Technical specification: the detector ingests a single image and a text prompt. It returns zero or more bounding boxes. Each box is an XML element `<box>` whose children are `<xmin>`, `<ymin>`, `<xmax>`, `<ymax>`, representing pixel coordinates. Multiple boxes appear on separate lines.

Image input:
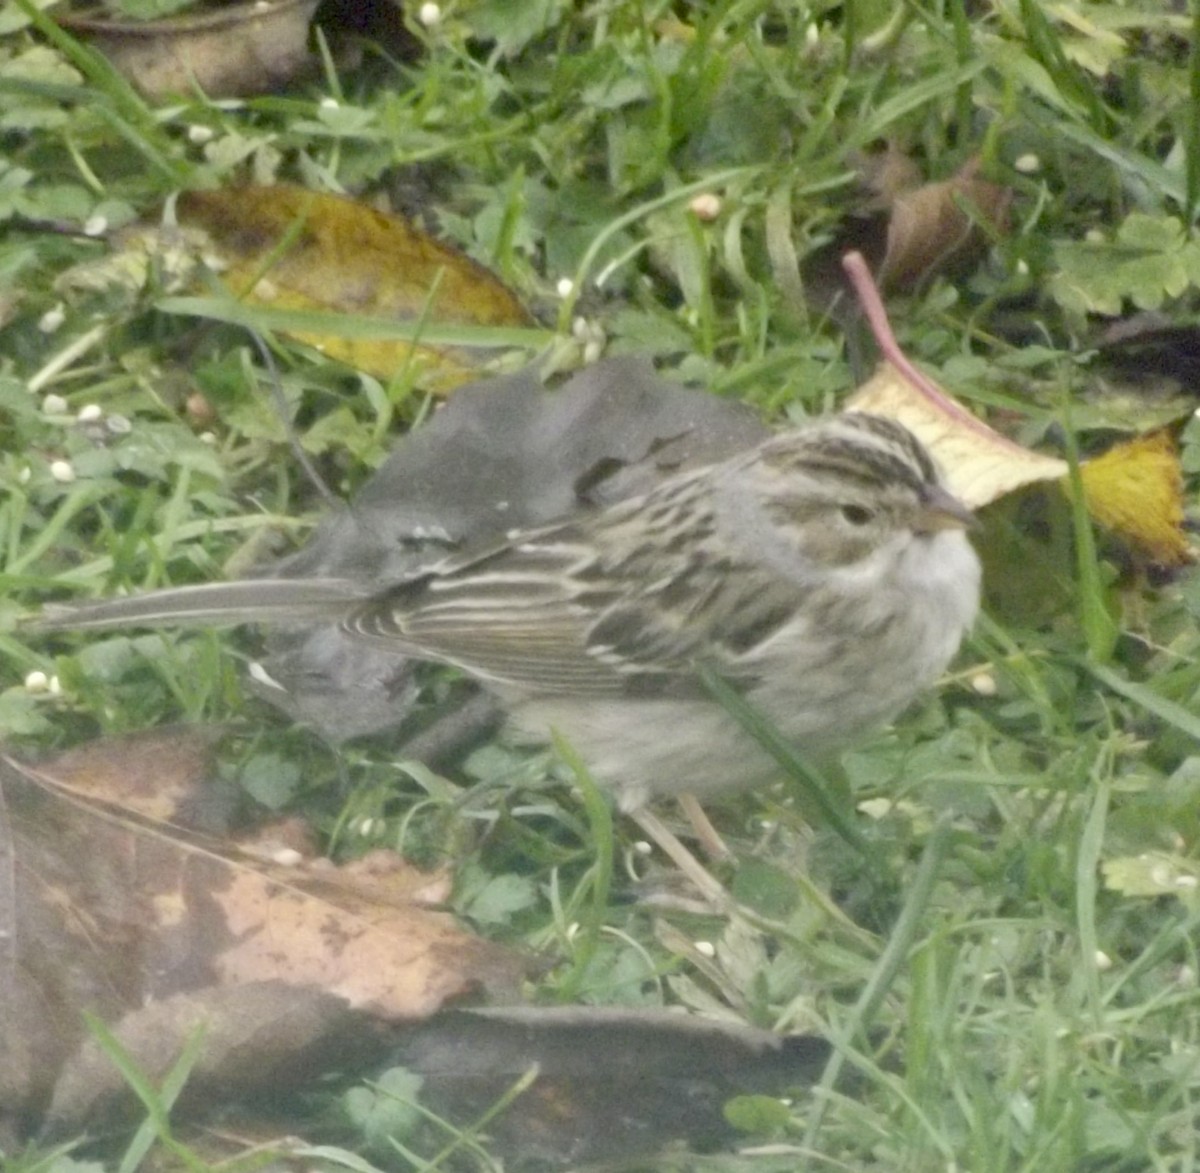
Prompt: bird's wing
<box><xmin>344</xmin><ymin>526</ymin><xmax>630</xmax><ymax>693</ymax></box>
<box><xmin>344</xmin><ymin>496</ymin><xmax>796</xmax><ymax>698</ymax></box>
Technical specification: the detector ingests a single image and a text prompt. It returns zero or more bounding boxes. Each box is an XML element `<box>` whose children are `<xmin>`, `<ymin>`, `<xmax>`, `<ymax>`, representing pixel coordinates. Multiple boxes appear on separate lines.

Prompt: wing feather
<box><xmin>344</xmin><ymin>524</ymin><xmax>627</xmax><ymax>693</ymax></box>
<box><xmin>341</xmin><ymin>465</ymin><xmax>798</xmax><ymax>696</ymax></box>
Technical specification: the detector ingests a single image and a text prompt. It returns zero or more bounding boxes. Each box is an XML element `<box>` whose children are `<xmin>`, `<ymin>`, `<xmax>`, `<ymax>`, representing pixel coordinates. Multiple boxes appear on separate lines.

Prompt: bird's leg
<box><xmin>676</xmin><ymin>792</ymin><xmax>731</xmax><ymax>860</ymax></box>
<box><xmin>629</xmin><ymin>807</ymin><xmax>730</xmax><ymax>908</ymax></box>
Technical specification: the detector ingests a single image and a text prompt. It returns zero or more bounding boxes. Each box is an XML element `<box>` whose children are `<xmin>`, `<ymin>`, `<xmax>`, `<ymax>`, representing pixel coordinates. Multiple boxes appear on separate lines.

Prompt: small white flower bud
<box><xmin>1014</xmin><ymin>153</ymin><xmax>1041</xmax><ymax>174</ymax></box>
<box><xmin>24</xmin><ymin>671</ymin><xmax>49</xmax><ymax>693</ymax></box>
<box><xmin>76</xmin><ymin>403</ymin><xmax>103</xmax><ymax>422</ymax></box>
<box><xmin>42</xmin><ymin>394</ymin><xmax>68</xmax><ymax>415</ymax></box>
<box><xmin>688</xmin><ymin>193</ymin><xmax>722</xmax><ymax>221</ymax></box>
<box><xmin>970</xmin><ymin>671</ymin><xmax>997</xmax><ymax>697</ymax></box>
<box><xmin>39</xmin><ymin>306</ymin><xmax>66</xmax><ymax>334</ymax></box>
<box><xmin>418</xmin><ymin>1</ymin><xmax>441</xmax><ymax>26</ymax></box>
<box><xmin>49</xmin><ymin>459</ymin><xmax>76</xmax><ymax>483</ymax></box>
<box><xmin>555</xmin><ymin>277</ymin><xmax>574</xmax><ymax>299</ymax></box>
<box><xmin>83</xmin><ymin>215</ymin><xmax>108</xmax><ymax>237</ymax></box>
<box><xmin>694</xmin><ymin>940</ymin><xmax>716</xmax><ymax>958</ymax></box>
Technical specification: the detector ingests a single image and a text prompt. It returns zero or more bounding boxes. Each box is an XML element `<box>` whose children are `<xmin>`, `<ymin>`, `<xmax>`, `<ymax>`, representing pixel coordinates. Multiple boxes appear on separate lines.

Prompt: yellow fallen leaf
<box><xmin>851</xmin><ymin>362</ymin><xmax>1192</xmax><ymax>567</ymax></box>
<box><xmin>174</xmin><ymin>186</ymin><xmax>536</xmax><ymax>391</ymax></box>
<box><xmin>1077</xmin><ymin>430</ymin><xmax>1192</xmax><ymax>566</ymax></box>
<box><xmin>841</xmin><ymin>253</ymin><xmax>1192</xmax><ymax>569</ymax></box>
<box><xmin>846</xmin><ymin>360</ymin><xmax>1069</xmax><ymax>509</ymax></box>
<box><xmin>840</xmin><ymin>252</ymin><xmax>1070</xmax><ymax>509</ymax></box>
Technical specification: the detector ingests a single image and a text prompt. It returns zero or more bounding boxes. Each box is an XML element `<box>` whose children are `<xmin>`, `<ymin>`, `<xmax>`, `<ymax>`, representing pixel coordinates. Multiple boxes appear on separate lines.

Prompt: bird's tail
<box><xmin>32</xmin><ymin>578</ymin><xmax>372</xmax><ymax>633</ymax></box>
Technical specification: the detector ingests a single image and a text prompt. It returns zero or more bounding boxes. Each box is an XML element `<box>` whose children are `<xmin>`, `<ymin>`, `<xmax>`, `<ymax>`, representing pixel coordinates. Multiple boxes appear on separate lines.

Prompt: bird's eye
<box><xmin>840</xmin><ymin>504</ymin><xmax>874</xmax><ymax>526</ymax></box>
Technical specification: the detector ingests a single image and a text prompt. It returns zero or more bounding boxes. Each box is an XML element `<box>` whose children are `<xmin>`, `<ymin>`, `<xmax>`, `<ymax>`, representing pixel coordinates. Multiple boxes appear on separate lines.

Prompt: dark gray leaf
<box><xmin>386</xmin><ymin>1005</ymin><xmax>829</xmax><ymax>1168</ymax></box>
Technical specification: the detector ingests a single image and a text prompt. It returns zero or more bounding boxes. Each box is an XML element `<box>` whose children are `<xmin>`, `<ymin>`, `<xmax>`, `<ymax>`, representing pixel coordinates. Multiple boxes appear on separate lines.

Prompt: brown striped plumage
<box><xmin>35</xmin><ymin>413</ymin><xmax>980</xmax><ymax>808</ymax></box>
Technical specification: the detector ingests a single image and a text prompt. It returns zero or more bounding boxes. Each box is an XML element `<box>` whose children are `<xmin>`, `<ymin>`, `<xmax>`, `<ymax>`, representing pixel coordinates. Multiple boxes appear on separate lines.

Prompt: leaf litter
<box><xmin>0</xmin><ymin>726</ymin><xmax>525</xmax><ymax>1136</ymax></box>
<box><xmin>56</xmin><ymin>184</ymin><xmax>539</xmax><ymax>392</ymax></box>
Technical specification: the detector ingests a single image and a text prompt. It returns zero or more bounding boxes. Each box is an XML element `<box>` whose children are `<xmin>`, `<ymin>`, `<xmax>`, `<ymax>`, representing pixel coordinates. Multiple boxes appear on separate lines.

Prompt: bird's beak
<box><xmin>914</xmin><ymin>483</ymin><xmax>976</xmax><ymax>533</ymax></box>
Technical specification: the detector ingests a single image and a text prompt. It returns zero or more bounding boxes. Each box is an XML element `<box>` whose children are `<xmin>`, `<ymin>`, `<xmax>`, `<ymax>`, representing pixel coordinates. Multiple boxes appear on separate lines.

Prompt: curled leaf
<box><xmin>58</xmin><ymin>0</ymin><xmax>321</xmax><ymax>99</ymax></box>
<box><xmin>880</xmin><ymin>159</ymin><xmax>1011</xmax><ymax>291</ymax></box>
<box><xmin>847</xmin><ymin>360</ymin><xmax>1069</xmax><ymax>508</ymax></box>
<box><xmin>803</xmin><ymin>151</ymin><xmax>1011</xmax><ymax>314</ymax></box>
<box><xmin>842</xmin><ymin>252</ymin><xmax>1193</xmax><ymax>570</ymax></box>
<box><xmin>841</xmin><ymin>252</ymin><xmax>1068</xmax><ymax>508</ymax></box>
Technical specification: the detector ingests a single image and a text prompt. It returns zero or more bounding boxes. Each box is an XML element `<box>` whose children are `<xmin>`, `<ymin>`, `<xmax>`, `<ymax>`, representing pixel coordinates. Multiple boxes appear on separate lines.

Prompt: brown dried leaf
<box><xmin>803</xmin><ymin>152</ymin><xmax>1011</xmax><ymax>316</ymax></box>
<box><xmin>175</xmin><ymin>185</ymin><xmax>536</xmax><ymax>391</ymax></box>
<box><xmin>0</xmin><ymin>735</ymin><xmax>523</xmax><ymax>1136</ymax></box>
<box><xmin>58</xmin><ymin>0</ymin><xmax>321</xmax><ymax>100</ymax></box>
<box><xmin>207</xmin><ymin>853</ymin><xmax>501</xmax><ymax>1019</ymax></box>
<box><xmin>879</xmin><ymin>158</ymin><xmax>1012</xmax><ymax>291</ymax></box>
<box><xmin>855</xmin><ymin>142</ymin><xmax>925</xmax><ymax>207</ymax></box>
<box><xmin>35</xmin><ymin>724</ymin><xmax>227</xmax><ymax>828</ymax></box>
<box><xmin>0</xmin><ymin>776</ymin><xmax>26</xmax><ymax>1143</ymax></box>
<box><xmin>0</xmin><ymin>753</ymin><xmax>151</xmax><ymax>1128</ymax></box>
<box><xmin>44</xmin><ymin>981</ymin><xmax>390</xmax><ymax>1135</ymax></box>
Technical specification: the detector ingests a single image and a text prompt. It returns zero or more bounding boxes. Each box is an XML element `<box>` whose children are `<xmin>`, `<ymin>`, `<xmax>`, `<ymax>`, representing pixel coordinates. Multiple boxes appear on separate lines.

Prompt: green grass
<box><xmin>4</xmin><ymin>0</ymin><xmax>1200</xmax><ymax>1169</ymax></box>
